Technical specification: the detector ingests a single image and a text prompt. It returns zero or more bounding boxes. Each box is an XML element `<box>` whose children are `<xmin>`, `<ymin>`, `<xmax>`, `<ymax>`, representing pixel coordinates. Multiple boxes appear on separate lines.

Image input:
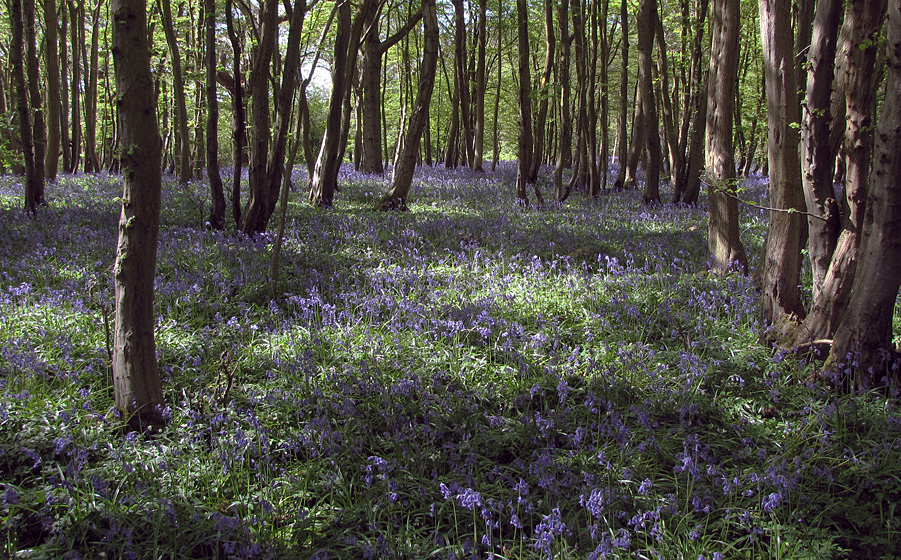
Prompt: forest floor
<box><xmin>1</xmin><ymin>163</ymin><xmax>900</xmax><ymax>560</ymax></box>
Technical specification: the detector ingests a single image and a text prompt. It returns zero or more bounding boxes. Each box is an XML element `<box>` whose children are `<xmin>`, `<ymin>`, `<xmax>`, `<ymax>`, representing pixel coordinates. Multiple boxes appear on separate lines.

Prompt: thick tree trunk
<box><xmin>111</xmin><ymin>0</ymin><xmax>165</xmax><ymax>429</ymax></box>
<box><xmin>376</xmin><ymin>0</ymin><xmax>438</xmax><ymax>210</ymax></box>
<box><xmin>205</xmin><ymin>0</ymin><xmax>225</xmax><ymax>229</ymax></box>
<box><xmin>637</xmin><ymin>0</ymin><xmax>661</xmax><ymax>204</ymax></box>
<box><xmin>515</xmin><ymin>0</ymin><xmax>532</xmax><ymax>205</ymax></box>
<box><xmin>794</xmin><ymin>0</ymin><xmax>886</xmax><ymax>344</ymax></box>
<box><xmin>45</xmin><ymin>0</ymin><xmax>62</xmax><ymax>182</ymax></box>
<box><xmin>706</xmin><ymin>0</ymin><xmax>747</xmax><ymax>273</ymax></box>
<box><xmin>160</xmin><ymin>0</ymin><xmax>192</xmax><ymax>184</ymax></box>
<box><xmin>757</xmin><ymin>0</ymin><xmax>807</xmax><ymax>340</ymax></box>
<box><xmin>826</xmin><ymin>0</ymin><xmax>900</xmax><ymax>387</ymax></box>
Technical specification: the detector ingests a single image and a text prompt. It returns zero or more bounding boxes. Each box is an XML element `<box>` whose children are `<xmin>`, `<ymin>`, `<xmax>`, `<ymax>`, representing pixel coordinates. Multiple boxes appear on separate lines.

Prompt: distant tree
<box><xmin>553</xmin><ymin>0</ymin><xmax>573</xmax><ymax>202</ymax></box>
<box><xmin>472</xmin><ymin>0</ymin><xmax>488</xmax><ymax>172</ymax></box>
<box><xmin>705</xmin><ymin>0</ymin><xmax>747</xmax><ymax>273</ymax></box>
<box><xmin>110</xmin><ymin>0</ymin><xmax>165</xmax><ymax>428</ymax></box>
<box><xmin>23</xmin><ymin>0</ymin><xmax>45</xmax><ymax>205</ymax></box>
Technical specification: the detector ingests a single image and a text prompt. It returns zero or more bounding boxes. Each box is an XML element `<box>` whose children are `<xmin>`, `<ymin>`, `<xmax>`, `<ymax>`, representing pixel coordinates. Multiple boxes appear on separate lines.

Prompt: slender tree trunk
<box><xmin>472</xmin><ymin>0</ymin><xmax>488</xmax><ymax>171</ymax></box>
<box><xmin>68</xmin><ymin>0</ymin><xmax>83</xmax><ymax>173</ymax></box>
<box><xmin>160</xmin><ymin>0</ymin><xmax>192</xmax><ymax>183</ymax></box>
<box><xmin>83</xmin><ymin>0</ymin><xmax>103</xmax><ymax>173</ymax></box>
<box><xmin>757</xmin><ymin>0</ymin><xmax>807</xmax><ymax>340</ymax></box>
<box><xmin>45</xmin><ymin>0</ymin><xmax>62</xmax><ymax>182</ymax></box>
<box><xmin>656</xmin><ymin>13</ymin><xmax>679</xmax><ymax>196</ymax></box>
<box><xmin>741</xmin><ymin>74</ymin><xmax>765</xmax><ymax>177</ymax></box>
<box><xmin>825</xmin><ymin>0</ymin><xmax>900</xmax><ymax>387</ymax></box>
<box><xmin>637</xmin><ymin>0</ymin><xmax>661</xmax><ymax>204</ymax></box>
<box><xmin>614</xmin><ymin>0</ymin><xmax>629</xmax><ymax>189</ymax></box>
<box><xmin>377</xmin><ymin>0</ymin><xmax>439</xmax><ymax>210</ymax></box>
<box><xmin>491</xmin><ymin>0</ymin><xmax>502</xmax><ymax>171</ymax></box>
<box><xmin>24</xmin><ymin>0</ymin><xmax>45</xmax><ymax>205</ymax></box>
<box><xmin>452</xmin><ymin>0</ymin><xmax>475</xmax><ymax>168</ymax></box>
<box><xmin>225</xmin><ymin>0</ymin><xmax>244</xmax><ymax>227</ymax></box>
<box><xmin>11</xmin><ymin>0</ymin><xmax>38</xmax><ymax>214</ymax></box>
<box><xmin>681</xmin><ymin>77</ymin><xmax>707</xmax><ymax>205</ymax></box>
<box><xmin>706</xmin><ymin>0</ymin><xmax>747</xmax><ymax>273</ymax></box>
<box><xmin>554</xmin><ymin>0</ymin><xmax>573</xmax><ymax>201</ymax></box>
<box><xmin>529</xmin><ymin>0</ymin><xmax>555</xmax><ymax>184</ymax></box>
<box><xmin>205</xmin><ymin>0</ymin><xmax>225</xmax><ymax>229</ymax></box>
<box><xmin>515</xmin><ymin>0</ymin><xmax>532</xmax><ymax>205</ymax></box>
<box><xmin>59</xmin><ymin>4</ymin><xmax>72</xmax><ymax>173</ymax></box>
<box><xmin>111</xmin><ymin>0</ymin><xmax>165</xmax><ymax>429</ymax></box>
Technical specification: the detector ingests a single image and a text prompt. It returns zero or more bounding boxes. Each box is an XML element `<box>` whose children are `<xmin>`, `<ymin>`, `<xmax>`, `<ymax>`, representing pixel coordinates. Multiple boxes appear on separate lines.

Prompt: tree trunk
<box><xmin>376</xmin><ymin>0</ymin><xmax>438</xmax><ymax>210</ymax></box>
<box><xmin>11</xmin><ymin>0</ymin><xmax>39</xmax><ymax>214</ymax></box>
<box><xmin>83</xmin><ymin>0</ymin><xmax>103</xmax><ymax>173</ymax></box>
<box><xmin>797</xmin><ymin>0</ymin><xmax>842</xmax><ymax>305</ymax></box>
<box><xmin>638</xmin><ymin>0</ymin><xmax>661</xmax><ymax>204</ymax></box>
<box><xmin>706</xmin><ymin>0</ymin><xmax>747</xmax><ymax>273</ymax></box>
<box><xmin>59</xmin><ymin>4</ymin><xmax>72</xmax><ymax>173</ymax></box>
<box><xmin>554</xmin><ymin>0</ymin><xmax>573</xmax><ymax>202</ymax></box>
<box><xmin>111</xmin><ymin>0</ymin><xmax>165</xmax><ymax>429</ymax></box>
<box><xmin>472</xmin><ymin>0</ymin><xmax>488</xmax><ymax>171</ymax></box>
<box><xmin>309</xmin><ymin>0</ymin><xmax>369</xmax><ymax>206</ymax></box>
<box><xmin>529</xmin><ymin>0</ymin><xmax>555</xmax><ymax>184</ymax></box>
<box><xmin>794</xmin><ymin>0</ymin><xmax>886</xmax><ymax>344</ymax></box>
<box><xmin>452</xmin><ymin>0</ymin><xmax>475</xmax><ymax>168</ymax></box>
<box><xmin>238</xmin><ymin>0</ymin><xmax>278</xmax><ymax>231</ymax></box>
<box><xmin>45</xmin><ymin>0</ymin><xmax>62</xmax><ymax>182</ymax></box>
<box><xmin>614</xmin><ymin>0</ymin><xmax>629</xmax><ymax>189</ymax></box>
<box><xmin>205</xmin><ymin>0</ymin><xmax>226</xmax><ymax>229</ymax></box>
<box><xmin>24</xmin><ymin>0</ymin><xmax>45</xmax><ymax>204</ymax></box>
<box><xmin>825</xmin><ymin>0</ymin><xmax>900</xmax><ymax>387</ymax></box>
<box><xmin>68</xmin><ymin>1</ymin><xmax>83</xmax><ymax>173</ymax></box>
<box><xmin>757</xmin><ymin>0</ymin><xmax>807</xmax><ymax>340</ymax></box>
<box><xmin>160</xmin><ymin>0</ymin><xmax>192</xmax><ymax>184</ymax></box>
<box><xmin>672</xmin><ymin>0</ymin><xmax>708</xmax><ymax>203</ymax></box>
<box><xmin>515</xmin><ymin>0</ymin><xmax>532</xmax><ymax>205</ymax></box>
<box><xmin>225</xmin><ymin>0</ymin><xmax>244</xmax><ymax>227</ymax></box>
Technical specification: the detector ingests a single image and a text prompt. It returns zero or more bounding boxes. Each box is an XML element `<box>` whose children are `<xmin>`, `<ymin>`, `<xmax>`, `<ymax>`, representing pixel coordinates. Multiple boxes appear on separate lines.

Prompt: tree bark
<box><xmin>553</xmin><ymin>0</ymin><xmax>573</xmax><ymax>202</ymax></box>
<box><xmin>68</xmin><ymin>1</ymin><xmax>83</xmax><ymax>173</ymax></box>
<box><xmin>111</xmin><ymin>0</ymin><xmax>165</xmax><ymax>429</ymax></box>
<box><xmin>672</xmin><ymin>0</ymin><xmax>708</xmax><ymax>203</ymax></box>
<box><xmin>529</xmin><ymin>0</ymin><xmax>555</xmax><ymax>184</ymax></box>
<box><xmin>706</xmin><ymin>0</ymin><xmax>747</xmax><ymax>273</ymax></box>
<box><xmin>83</xmin><ymin>0</ymin><xmax>103</xmax><ymax>173</ymax></box>
<box><xmin>794</xmin><ymin>0</ymin><xmax>886</xmax><ymax>344</ymax></box>
<box><xmin>376</xmin><ymin>0</ymin><xmax>439</xmax><ymax>210</ymax></box>
<box><xmin>757</xmin><ymin>0</ymin><xmax>807</xmax><ymax>339</ymax></box>
<box><xmin>59</xmin><ymin>3</ymin><xmax>72</xmax><ymax>173</ymax></box>
<box><xmin>452</xmin><ymin>0</ymin><xmax>475</xmax><ymax>168</ymax></box>
<box><xmin>825</xmin><ymin>0</ymin><xmax>900</xmax><ymax>387</ymax></box>
<box><xmin>614</xmin><ymin>0</ymin><xmax>629</xmax><ymax>190</ymax></box>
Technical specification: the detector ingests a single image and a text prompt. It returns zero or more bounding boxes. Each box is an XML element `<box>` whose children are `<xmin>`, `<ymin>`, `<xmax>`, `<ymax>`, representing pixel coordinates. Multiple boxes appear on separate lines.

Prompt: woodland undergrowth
<box><xmin>1</xmin><ymin>163</ymin><xmax>900</xmax><ymax>559</ymax></box>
